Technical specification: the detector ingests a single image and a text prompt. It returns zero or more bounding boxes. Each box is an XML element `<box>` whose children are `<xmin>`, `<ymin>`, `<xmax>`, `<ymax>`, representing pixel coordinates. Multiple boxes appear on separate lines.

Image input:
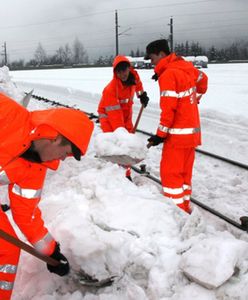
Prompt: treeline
<box><xmin>173</xmin><ymin>40</ymin><xmax>248</xmax><ymax>62</ymax></box>
<box><xmin>8</xmin><ymin>38</ymin><xmax>90</xmax><ymax>69</ymax></box>
<box><xmin>129</xmin><ymin>40</ymin><xmax>248</xmax><ymax>62</ymax></box>
<box><xmin>4</xmin><ymin>38</ymin><xmax>248</xmax><ymax>70</ymax></box>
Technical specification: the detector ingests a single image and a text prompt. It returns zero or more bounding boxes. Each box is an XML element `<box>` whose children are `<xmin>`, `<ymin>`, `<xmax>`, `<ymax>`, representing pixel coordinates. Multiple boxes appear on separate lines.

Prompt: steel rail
<box><xmin>29</xmin><ymin>92</ymin><xmax>248</xmax><ymax>231</ymax></box>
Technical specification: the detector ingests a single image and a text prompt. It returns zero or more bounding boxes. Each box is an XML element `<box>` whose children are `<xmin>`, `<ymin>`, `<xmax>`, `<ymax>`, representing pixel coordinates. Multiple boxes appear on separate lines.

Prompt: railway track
<box><xmin>29</xmin><ymin>93</ymin><xmax>248</xmax><ymax>232</ymax></box>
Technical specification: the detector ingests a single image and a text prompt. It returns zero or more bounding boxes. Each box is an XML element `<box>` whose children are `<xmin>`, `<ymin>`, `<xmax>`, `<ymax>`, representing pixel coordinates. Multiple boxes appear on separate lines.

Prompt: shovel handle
<box><xmin>0</xmin><ymin>229</ymin><xmax>60</xmax><ymax>266</ymax></box>
<box><xmin>146</xmin><ymin>141</ymin><xmax>153</xmax><ymax>148</ymax></box>
<box><xmin>133</xmin><ymin>104</ymin><xmax>144</xmax><ymax>133</ymax></box>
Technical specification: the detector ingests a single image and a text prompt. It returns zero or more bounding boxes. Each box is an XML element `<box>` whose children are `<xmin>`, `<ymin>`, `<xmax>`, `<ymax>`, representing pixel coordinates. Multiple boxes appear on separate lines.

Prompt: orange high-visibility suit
<box><xmin>154</xmin><ymin>53</ymin><xmax>208</xmax><ymax>213</ymax></box>
<box><xmin>0</xmin><ymin>93</ymin><xmax>94</xmax><ymax>299</ymax></box>
<box><xmin>98</xmin><ymin>55</ymin><xmax>144</xmax><ymax>133</ymax></box>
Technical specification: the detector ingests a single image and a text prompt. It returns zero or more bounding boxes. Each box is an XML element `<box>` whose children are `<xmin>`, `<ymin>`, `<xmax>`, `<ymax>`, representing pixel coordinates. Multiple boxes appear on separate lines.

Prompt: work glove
<box><xmin>138</xmin><ymin>92</ymin><xmax>149</xmax><ymax>108</ymax></box>
<box><xmin>1</xmin><ymin>204</ymin><xmax>10</xmax><ymax>212</ymax></box>
<box><xmin>147</xmin><ymin>135</ymin><xmax>164</xmax><ymax>147</ymax></box>
<box><xmin>151</xmin><ymin>73</ymin><xmax>158</xmax><ymax>81</ymax></box>
<box><xmin>46</xmin><ymin>242</ymin><xmax>70</xmax><ymax>276</ymax></box>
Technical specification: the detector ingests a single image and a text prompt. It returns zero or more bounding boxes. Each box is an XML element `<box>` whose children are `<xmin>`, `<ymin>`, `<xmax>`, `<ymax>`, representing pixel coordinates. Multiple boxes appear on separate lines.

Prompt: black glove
<box><xmin>151</xmin><ymin>73</ymin><xmax>158</xmax><ymax>81</ymax></box>
<box><xmin>147</xmin><ymin>135</ymin><xmax>164</xmax><ymax>147</ymax></box>
<box><xmin>1</xmin><ymin>204</ymin><xmax>10</xmax><ymax>212</ymax></box>
<box><xmin>46</xmin><ymin>243</ymin><xmax>70</xmax><ymax>276</ymax></box>
<box><xmin>139</xmin><ymin>92</ymin><xmax>149</xmax><ymax>108</ymax></box>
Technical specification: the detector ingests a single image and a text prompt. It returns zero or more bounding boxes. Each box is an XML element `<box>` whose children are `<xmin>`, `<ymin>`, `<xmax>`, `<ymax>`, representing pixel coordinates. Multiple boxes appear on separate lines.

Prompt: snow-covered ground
<box><xmin>0</xmin><ymin>64</ymin><xmax>247</xmax><ymax>299</ymax></box>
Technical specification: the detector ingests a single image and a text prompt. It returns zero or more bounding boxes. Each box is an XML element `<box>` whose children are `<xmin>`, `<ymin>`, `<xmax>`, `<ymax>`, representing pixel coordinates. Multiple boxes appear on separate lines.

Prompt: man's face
<box><xmin>35</xmin><ymin>136</ymin><xmax>73</xmax><ymax>162</ymax></box>
<box><xmin>149</xmin><ymin>52</ymin><xmax>165</xmax><ymax>66</ymax></box>
<box><xmin>116</xmin><ymin>67</ymin><xmax>130</xmax><ymax>82</ymax></box>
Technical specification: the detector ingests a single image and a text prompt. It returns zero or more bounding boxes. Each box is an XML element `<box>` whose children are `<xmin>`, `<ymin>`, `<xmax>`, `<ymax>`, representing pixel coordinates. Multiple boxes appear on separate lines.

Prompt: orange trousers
<box><xmin>160</xmin><ymin>143</ymin><xmax>195</xmax><ymax>213</ymax></box>
<box><xmin>0</xmin><ymin>208</ymin><xmax>20</xmax><ymax>300</ymax></box>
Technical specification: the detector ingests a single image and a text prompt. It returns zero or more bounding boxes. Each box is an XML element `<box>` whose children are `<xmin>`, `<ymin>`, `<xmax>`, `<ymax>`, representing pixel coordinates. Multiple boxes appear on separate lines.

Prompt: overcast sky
<box><xmin>0</xmin><ymin>0</ymin><xmax>248</xmax><ymax>62</ymax></box>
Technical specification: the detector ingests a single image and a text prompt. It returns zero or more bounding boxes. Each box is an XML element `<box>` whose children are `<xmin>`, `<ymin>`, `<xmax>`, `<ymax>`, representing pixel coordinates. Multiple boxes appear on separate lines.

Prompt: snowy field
<box><xmin>0</xmin><ymin>64</ymin><xmax>247</xmax><ymax>299</ymax></box>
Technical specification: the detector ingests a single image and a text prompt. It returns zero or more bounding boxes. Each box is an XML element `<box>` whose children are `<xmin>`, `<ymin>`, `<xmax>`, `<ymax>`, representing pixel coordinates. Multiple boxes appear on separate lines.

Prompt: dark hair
<box><xmin>20</xmin><ymin>142</ymin><xmax>42</xmax><ymax>163</ymax></box>
<box><xmin>60</xmin><ymin>136</ymin><xmax>81</xmax><ymax>161</ymax></box>
<box><xmin>144</xmin><ymin>39</ymin><xmax>171</xmax><ymax>59</ymax></box>
<box><xmin>122</xmin><ymin>72</ymin><xmax>136</xmax><ymax>86</ymax></box>
<box><xmin>114</xmin><ymin>61</ymin><xmax>130</xmax><ymax>72</ymax></box>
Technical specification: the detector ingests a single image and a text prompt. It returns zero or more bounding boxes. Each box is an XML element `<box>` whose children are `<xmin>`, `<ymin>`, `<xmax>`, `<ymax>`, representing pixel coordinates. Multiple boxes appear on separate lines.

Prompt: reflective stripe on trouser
<box><xmin>160</xmin><ymin>144</ymin><xmax>195</xmax><ymax>213</ymax></box>
<box><xmin>0</xmin><ymin>209</ymin><xmax>20</xmax><ymax>300</ymax></box>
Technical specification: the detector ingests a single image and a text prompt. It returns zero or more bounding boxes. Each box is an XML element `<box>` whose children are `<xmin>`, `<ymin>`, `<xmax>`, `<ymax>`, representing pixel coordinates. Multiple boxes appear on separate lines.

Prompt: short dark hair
<box><xmin>144</xmin><ymin>39</ymin><xmax>171</xmax><ymax>59</ymax></box>
<box><xmin>114</xmin><ymin>61</ymin><xmax>130</xmax><ymax>72</ymax></box>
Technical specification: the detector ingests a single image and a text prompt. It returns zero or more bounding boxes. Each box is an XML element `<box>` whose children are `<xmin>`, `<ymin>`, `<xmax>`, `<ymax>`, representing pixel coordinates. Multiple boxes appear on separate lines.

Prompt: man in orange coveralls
<box><xmin>98</xmin><ymin>55</ymin><xmax>149</xmax><ymax>179</ymax></box>
<box><xmin>145</xmin><ymin>39</ymin><xmax>208</xmax><ymax>213</ymax></box>
<box><xmin>0</xmin><ymin>93</ymin><xmax>94</xmax><ymax>299</ymax></box>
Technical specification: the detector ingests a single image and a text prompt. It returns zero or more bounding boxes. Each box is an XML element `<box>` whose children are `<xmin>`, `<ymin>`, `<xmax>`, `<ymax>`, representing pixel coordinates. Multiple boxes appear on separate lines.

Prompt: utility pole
<box><xmin>115</xmin><ymin>10</ymin><xmax>119</xmax><ymax>56</ymax></box>
<box><xmin>2</xmin><ymin>42</ymin><xmax>8</xmax><ymax>65</ymax></box>
<box><xmin>168</xmin><ymin>17</ymin><xmax>173</xmax><ymax>52</ymax></box>
<box><xmin>115</xmin><ymin>10</ymin><xmax>131</xmax><ymax>56</ymax></box>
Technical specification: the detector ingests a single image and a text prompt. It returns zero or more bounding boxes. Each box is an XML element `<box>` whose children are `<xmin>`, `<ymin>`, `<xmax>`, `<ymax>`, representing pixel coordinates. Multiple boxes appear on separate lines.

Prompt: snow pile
<box><xmin>0</xmin><ymin>65</ymin><xmax>24</xmax><ymax>102</ymax></box>
<box><xmin>180</xmin><ymin>237</ymin><xmax>248</xmax><ymax>289</ymax></box>
<box><xmin>94</xmin><ymin>127</ymin><xmax>148</xmax><ymax>160</ymax></box>
<box><xmin>1</xmin><ymin>66</ymin><xmax>247</xmax><ymax>299</ymax></box>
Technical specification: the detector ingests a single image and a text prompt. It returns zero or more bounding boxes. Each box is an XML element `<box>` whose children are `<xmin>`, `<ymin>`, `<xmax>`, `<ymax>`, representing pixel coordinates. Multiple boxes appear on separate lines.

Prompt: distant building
<box><xmin>126</xmin><ymin>56</ymin><xmax>152</xmax><ymax>69</ymax></box>
<box><xmin>183</xmin><ymin>56</ymin><xmax>208</xmax><ymax>68</ymax></box>
<box><xmin>126</xmin><ymin>55</ymin><xmax>208</xmax><ymax>69</ymax></box>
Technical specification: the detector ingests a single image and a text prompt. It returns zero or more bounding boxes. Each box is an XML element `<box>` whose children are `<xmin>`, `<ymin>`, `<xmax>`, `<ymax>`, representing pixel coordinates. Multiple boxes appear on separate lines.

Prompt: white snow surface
<box><xmin>94</xmin><ymin>127</ymin><xmax>147</xmax><ymax>159</ymax></box>
<box><xmin>180</xmin><ymin>236</ymin><xmax>248</xmax><ymax>289</ymax></box>
<box><xmin>0</xmin><ymin>64</ymin><xmax>247</xmax><ymax>299</ymax></box>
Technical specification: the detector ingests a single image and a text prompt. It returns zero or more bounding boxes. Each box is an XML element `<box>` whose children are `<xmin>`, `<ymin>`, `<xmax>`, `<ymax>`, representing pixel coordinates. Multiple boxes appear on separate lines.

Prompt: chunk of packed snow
<box><xmin>0</xmin><ymin>66</ymin><xmax>24</xmax><ymax>102</ymax></box>
<box><xmin>180</xmin><ymin>237</ymin><xmax>248</xmax><ymax>289</ymax></box>
<box><xmin>94</xmin><ymin>127</ymin><xmax>148</xmax><ymax>159</ymax></box>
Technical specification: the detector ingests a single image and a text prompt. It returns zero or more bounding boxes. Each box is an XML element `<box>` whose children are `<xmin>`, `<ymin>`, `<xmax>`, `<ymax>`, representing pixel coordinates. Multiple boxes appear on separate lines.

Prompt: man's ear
<box><xmin>159</xmin><ymin>51</ymin><xmax>166</xmax><ymax>58</ymax></box>
<box><xmin>53</xmin><ymin>134</ymin><xmax>63</xmax><ymax>145</ymax></box>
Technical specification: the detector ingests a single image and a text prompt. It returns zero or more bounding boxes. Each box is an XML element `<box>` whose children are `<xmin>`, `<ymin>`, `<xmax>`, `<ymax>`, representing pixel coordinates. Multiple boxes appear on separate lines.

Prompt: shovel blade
<box><xmin>21</xmin><ymin>90</ymin><xmax>33</xmax><ymax>108</ymax></box>
<box><xmin>100</xmin><ymin>155</ymin><xmax>143</xmax><ymax>165</ymax></box>
<box><xmin>75</xmin><ymin>270</ymin><xmax>116</xmax><ymax>287</ymax></box>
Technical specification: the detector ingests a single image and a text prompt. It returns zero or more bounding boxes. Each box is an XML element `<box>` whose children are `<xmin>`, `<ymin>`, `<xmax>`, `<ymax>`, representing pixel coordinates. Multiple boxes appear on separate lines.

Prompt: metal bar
<box><xmin>131</xmin><ymin>165</ymin><xmax>247</xmax><ymax>232</ymax></box>
<box><xmin>0</xmin><ymin>229</ymin><xmax>59</xmax><ymax>266</ymax></box>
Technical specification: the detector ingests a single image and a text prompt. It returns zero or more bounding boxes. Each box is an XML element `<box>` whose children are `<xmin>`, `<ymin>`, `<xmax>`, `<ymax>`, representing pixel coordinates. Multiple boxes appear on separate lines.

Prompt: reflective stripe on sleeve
<box><xmin>136</xmin><ymin>91</ymin><xmax>143</xmax><ymax>96</ymax></box>
<box><xmin>158</xmin><ymin>124</ymin><xmax>169</xmax><ymax>133</ymax></box>
<box><xmin>161</xmin><ymin>87</ymin><xmax>195</xmax><ymax>99</ymax></box>
<box><xmin>105</xmin><ymin>104</ymin><xmax>121</xmax><ymax>112</ymax></box>
<box><xmin>119</xmin><ymin>99</ymin><xmax>129</xmax><ymax>104</ymax></box>
<box><xmin>0</xmin><ymin>264</ymin><xmax>17</xmax><ymax>274</ymax></box>
<box><xmin>12</xmin><ymin>184</ymin><xmax>42</xmax><ymax>199</ymax></box>
<box><xmin>163</xmin><ymin>187</ymin><xmax>184</xmax><ymax>195</ymax></box>
<box><xmin>33</xmin><ymin>232</ymin><xmax>54</xmax><ymax>252</ymax></box>
<box><xmin>0</xmin><ymin>281</ymin><xmax>14</xmax><ymax>291</ymax></box>
<box><xmin>98</xmin><ymin>113</ymin><xmax>107</xmax><ymax>119</ymax></box>
<box><xmin>168</xmin><ymin>127</ymin><xmax>200</xmax><ymax>135</ymax></box>
<box><xmin>0</xmin><ymin>170</ymin><xmax>10</xmax><ymax>185</ymax></box>
<box><xmin>161</xmin><ymin>90</ymin><xmax>178</xmax><ymax>97</ymax></box>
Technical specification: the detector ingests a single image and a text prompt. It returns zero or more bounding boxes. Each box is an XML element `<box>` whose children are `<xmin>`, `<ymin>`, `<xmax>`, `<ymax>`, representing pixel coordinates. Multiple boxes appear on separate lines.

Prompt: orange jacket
<box><xmin>154</xmin><ymin>53</ymin><xmax>208</xmax><ymax>148</ymax></box>
<box><xmin>98</xmin><ymin>55</ymin><xmax>144</xmax><ymax>133</ymax></box>
<box><xmin>0</xmin><ymin>93</ymin><xmax>94</xmax><ymax>255</ymax></box>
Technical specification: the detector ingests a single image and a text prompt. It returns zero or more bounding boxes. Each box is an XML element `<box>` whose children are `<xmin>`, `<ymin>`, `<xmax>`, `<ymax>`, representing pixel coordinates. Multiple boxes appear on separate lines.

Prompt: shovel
<box><xmin>100</xmin><ymin>104</ymin><xmax>145</xmax><ymax>166</ymax></box>
<box><xmin>0</xmin><ymin>228</ymin><xmax>115</xmax><ymax>287</ymax></box>
<box><xmin>21</xmin><ymin>90</ymin><xmax>33</xmax><ymax>108</ymax></box>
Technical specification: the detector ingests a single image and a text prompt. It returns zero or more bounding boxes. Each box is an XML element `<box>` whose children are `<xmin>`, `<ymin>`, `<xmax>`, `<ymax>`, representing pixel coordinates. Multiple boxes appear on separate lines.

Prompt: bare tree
<box><xmin>34</xmin><ymin>43</ymin><xmax>47</xmax><ymax>65</ymax></box>
<box><xmin>72</xmin><ymin>38</ymin><xmax>88</xmax><ymax>64</ymax></box>
<box><xmin>56</xmin><ymin>43</ymin><xmax>72</xmax><ymax>65</ymax></box>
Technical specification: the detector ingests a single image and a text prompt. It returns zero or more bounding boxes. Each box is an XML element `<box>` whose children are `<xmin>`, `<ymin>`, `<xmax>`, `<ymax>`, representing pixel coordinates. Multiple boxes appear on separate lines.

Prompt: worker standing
<box><xmin>144</xmin><ymin>39</ymin><xmax>208</xmax><ymax>213</ymax></box>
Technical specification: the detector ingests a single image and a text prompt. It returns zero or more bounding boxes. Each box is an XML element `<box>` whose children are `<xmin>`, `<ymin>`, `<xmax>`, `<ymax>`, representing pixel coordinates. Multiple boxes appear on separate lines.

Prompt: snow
<box><xmin>0</xmin><ymin>64</ymin><xmax>248</xmax><ymax>299</ymax></box>
<box><xmin>180</xmin><ymin>236</ymin><xmax>248</xmax><ymax>289</ymax></box>
<box><xmin>94</xmin><ymin>127</ymin><xmax>147</xmax><ymax>159</ymax></box>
